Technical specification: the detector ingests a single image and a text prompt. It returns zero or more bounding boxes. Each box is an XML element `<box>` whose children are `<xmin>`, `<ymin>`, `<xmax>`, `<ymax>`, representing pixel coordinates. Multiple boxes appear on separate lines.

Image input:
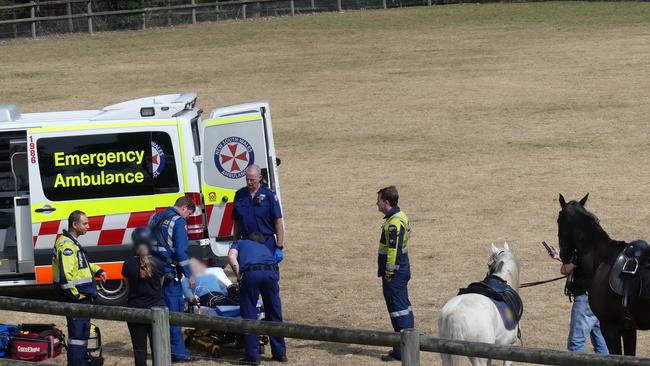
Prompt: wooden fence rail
<box><xmin>0</xmin><ymin>296</ymin><xmax>649</xmax><ymax>366</ymax></box>
<box><xmin>0</xmin><ymin>0</ymin><xmax>414</xmax><ymax>39</ymax></box>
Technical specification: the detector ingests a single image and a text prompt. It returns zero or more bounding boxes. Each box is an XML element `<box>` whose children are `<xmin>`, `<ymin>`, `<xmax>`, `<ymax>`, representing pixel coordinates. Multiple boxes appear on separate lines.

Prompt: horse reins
<box><xmin>520</xmin><ymin>275</ymin><xmax>567</xmax><ymax>288</ymax></box>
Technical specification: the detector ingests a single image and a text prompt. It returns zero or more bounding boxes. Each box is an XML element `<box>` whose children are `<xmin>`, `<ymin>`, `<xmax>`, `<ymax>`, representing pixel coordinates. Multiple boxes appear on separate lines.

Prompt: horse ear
<box><xmin>579</xmin><ymin>193</ymin><xmax>589</xmax><ymax>206</ymax></box>
<box><xmin>490</xmin><ymin>243</ymin><xmax>499</xmax><ymax>254</ymax></box>
<box><xmin>559</xmin><ymin>194</ymin><xmax>567</xmax><ymax>209</ymax></box>
<box><xmin>503</xmin><ymin>241</ymin><xmax>510</xmax><ymax>251</ymax></box>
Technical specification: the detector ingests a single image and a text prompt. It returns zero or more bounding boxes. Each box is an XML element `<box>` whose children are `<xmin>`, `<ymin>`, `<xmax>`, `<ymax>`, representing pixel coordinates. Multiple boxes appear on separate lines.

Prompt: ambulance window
<box><xmin>37</xmin><ymin>132</ymin><xmax>154</xmax><ymax>201</ymax></box>
<box><xmin>151</xmin><ymin>132</ymin><xmax>179</xmax><ymax>194</ymax></box>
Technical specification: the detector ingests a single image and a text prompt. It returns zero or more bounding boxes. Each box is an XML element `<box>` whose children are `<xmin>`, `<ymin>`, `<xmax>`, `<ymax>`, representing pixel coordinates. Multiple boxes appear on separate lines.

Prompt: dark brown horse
<box><xmin>556</xmin><ymin>193</ymin><xmax>650</xmax><ymax>355</ymax></box>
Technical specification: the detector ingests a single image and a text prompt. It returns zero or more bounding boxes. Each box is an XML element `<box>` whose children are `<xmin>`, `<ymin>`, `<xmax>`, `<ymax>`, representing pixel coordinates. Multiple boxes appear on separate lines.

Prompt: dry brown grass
<box><xmin>2</xmin><ymin>2</ymin><xmax>650</xmax><ymax>364</ymax></box>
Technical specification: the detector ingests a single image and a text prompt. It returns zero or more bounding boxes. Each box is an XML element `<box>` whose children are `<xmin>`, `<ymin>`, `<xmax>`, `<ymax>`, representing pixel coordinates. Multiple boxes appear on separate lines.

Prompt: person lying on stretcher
<box><xmin>181</xmin><ymin>258</ymin><xmax>237</xmax><ymax>307</ymax></box>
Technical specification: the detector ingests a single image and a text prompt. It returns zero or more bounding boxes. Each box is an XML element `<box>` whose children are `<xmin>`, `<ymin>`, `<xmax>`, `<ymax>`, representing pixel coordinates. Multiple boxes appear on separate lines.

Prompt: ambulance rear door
<box><xmin>199</xmin><ymin>102</ymin><xmax>281</xmax><ymax>256</ymax></box>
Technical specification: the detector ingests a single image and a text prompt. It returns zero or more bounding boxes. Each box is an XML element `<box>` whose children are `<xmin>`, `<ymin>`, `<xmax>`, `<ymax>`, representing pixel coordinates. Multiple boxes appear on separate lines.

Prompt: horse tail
<box><xmin>438</xmin><ymin>303</ymin><xmax>471</xmax><ymax>366</ymax></box>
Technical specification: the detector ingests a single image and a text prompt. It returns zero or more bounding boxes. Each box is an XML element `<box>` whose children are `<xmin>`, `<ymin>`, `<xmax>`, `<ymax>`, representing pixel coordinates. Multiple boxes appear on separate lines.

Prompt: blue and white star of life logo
<box><xmin>214</xmin><ymin>136</ymin><xmax>255</xmax><ymax>179</ymax></box>
<box><xmin>151</xmin><ymin>141</ymin><xmax>166</xmax><ymax>178</ymax></box>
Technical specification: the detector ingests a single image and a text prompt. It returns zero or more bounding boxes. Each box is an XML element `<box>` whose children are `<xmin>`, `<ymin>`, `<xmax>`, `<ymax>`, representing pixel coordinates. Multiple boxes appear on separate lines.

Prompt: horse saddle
<box><xmin>609</xmin><ymin>240</ymin><xmax>650</xmax><ymax>307</ymax></box>
<box><xmin>458</xmin><ymin>275</ymin><xmax>523</xmax><ymax>330</ymax></box>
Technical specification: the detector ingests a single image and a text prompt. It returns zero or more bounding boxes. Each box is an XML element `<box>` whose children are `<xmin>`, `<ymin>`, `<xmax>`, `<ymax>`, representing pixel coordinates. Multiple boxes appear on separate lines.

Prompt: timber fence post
<box><xmin>152</xmin><ymin>307</ymin><xmax>171</xmax><ymax>366</ymax></box>
<box><xmin>30</xmin><ymin>2</ymin><xmax>36</xmax><ymax>38</ymax></box>
<box><xmin>337</xmin><ymin>0</ymin><xmax>342</xmax><ymax>12</ymax></box>
<box><xmin>382</xmin><ymin>0</ymin><xmax>387</xmax><ymax>9</ymax></box>
<box><xmin>66</xmin><ymin>0</ymin><xmax>73</xmax><ymax>32</ymax></box>
<box><xmin>311</xmin><ymin>0</ymin><xmax>315</xmax><ymax>13</ymax></box>
<box><xmin>401</xmin><ymin>329</ymin><xmax>420</xmax><ymax>366</ymax></box>
<box><xmin>242</xmin><ymin>3</ymin><xmax>247</xmax><ymax>19</ymax></box>
<box><xmin>86</xmin><ymin>0</ymin><xmax>93</xmax><ymax>35</ymax></box>
<box><xmin>290</xmin><ymin>0</ymin><xmax>295</xmax><ymax>16</ymax></box>
<box><xmin>191</xmin><ymin>0</ymin><xmax>196</xmax><ymax>24</ymax></box>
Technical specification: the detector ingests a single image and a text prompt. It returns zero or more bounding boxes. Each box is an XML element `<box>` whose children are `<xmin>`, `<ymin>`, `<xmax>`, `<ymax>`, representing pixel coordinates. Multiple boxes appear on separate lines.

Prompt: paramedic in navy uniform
<box><xmin>228</xmin><ymin>232</ymin><xmax>287</xmax><ymax>364</ymax></box>
<box><xmin>232</xmin><ymin>164</ymin><xmax>285</xmax><ymax>255</ymax></box>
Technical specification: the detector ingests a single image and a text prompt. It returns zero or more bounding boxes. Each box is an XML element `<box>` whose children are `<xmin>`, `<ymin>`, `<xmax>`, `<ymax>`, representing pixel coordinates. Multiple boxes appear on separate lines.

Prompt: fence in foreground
<box><xmin>0</xmin><ymin>0</ymin><xmax>434</xmax><ymax>40</ymax></box>
<box><xmin>0</xmin><ymin>296</ymin><xmax>648</xmax><ymax>365</ymax></box>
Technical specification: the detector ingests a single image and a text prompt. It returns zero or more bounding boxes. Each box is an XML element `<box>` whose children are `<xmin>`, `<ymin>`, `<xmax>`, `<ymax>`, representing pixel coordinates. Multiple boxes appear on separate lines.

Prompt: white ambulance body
<box><xmin>0</xmin><ymin>93</ymin><xmax>281</xmax><ymax>304</ymax></box>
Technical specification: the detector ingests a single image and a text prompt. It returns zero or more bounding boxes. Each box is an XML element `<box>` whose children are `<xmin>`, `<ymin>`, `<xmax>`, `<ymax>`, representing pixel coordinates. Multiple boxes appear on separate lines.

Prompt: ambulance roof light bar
<box><xmin>93</xmin><ymin>92</ymin><xmax>198</xmax><ymax>121</ymax></box>
<box><xmin>0</xmin><ymin>105</ymin><xmax>20</xmax><ymax>122</ymax></box>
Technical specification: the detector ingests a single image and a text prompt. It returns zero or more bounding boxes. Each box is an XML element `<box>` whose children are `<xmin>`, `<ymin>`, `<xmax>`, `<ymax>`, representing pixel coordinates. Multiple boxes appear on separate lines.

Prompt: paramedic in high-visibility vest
<box><xmin>148</xmin><ymin>196</ymin><xmax>196</xmax><ymax>362</ymax></box>
<box><xmin>232</xmin><ymin>164</ymin><xmax>285</xmax><ymax>259</ymax></box>
<box><xmin>376</xmin><ymin>186</ymin><xmax>413</xmax><ymax>362</ymax></box>
<box><xmin>52</xmin><ymin>210</ymin><xmax>107</xmax><ymax>366</ymax></box>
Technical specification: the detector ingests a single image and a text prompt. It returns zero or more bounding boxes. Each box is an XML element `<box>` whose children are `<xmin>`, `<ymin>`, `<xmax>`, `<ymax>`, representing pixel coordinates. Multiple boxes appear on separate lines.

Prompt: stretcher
<box><xmin>183</xmin><ymin>275</ymin><xmax>269</xmax><ymax>358</ymax></box>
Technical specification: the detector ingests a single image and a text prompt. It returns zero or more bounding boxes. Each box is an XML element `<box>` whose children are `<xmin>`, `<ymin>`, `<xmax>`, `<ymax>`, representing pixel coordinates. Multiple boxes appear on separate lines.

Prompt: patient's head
<box><xmin>189</xmin><ymin>258</ymin><xmax>206</xmax><ymax>276</ymax></box>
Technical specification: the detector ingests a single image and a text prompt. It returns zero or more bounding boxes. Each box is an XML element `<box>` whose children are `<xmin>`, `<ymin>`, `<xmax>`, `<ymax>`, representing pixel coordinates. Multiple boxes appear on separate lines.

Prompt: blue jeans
<box><xmin>567</xmin><ymin>294</ymin><xmax>608</xmax><ymax>354</ymax></box>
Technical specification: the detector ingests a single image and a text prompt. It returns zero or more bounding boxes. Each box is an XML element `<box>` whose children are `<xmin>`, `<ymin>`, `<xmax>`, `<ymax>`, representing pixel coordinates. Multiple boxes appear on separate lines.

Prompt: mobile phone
<box><xmin>542</xmin><ymin>241</ymin><xmax>553</xmax><ymax>256</ymax></box>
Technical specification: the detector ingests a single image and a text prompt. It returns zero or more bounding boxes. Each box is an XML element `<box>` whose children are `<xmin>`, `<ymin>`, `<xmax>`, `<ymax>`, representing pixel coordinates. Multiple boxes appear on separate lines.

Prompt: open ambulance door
<box><xmin>199</xmin><ymin>102</ymin><xmax>281</xmax><ymax>257</ymax></box>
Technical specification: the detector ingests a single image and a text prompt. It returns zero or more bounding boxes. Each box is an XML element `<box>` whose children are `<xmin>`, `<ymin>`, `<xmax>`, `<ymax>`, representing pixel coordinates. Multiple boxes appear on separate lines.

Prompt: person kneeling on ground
<box><xmin>228</xmin><ymin>232</ymin><xmax>287</xmax><ymax>364</ymax></box>
<box><xmin>121</xmin><ymin>228</ymin><xmax>166</xmax><ymax>366</ymax></box>
<box><xmin>181</xmin><ymin>258</ymin><xmax>234</xmax><ymax>307</ymax></box>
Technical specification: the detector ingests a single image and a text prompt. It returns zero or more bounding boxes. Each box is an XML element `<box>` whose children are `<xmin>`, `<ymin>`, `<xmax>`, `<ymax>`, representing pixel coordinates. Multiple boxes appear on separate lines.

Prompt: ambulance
<box><xmin>0</xmin><ymin>93</ymin><xmax>282</xmax><ymax>305</ymax></box>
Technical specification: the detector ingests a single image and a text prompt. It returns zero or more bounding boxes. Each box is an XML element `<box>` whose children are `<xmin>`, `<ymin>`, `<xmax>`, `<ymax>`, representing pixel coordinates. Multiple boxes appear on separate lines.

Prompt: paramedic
<box><xmin>376</xmin><ymin>186</ymin><xmax>414</xmax><ymax>362</ymax></box>
<box><xmin>53</xmin><ymin>210</ymin><xmax>107</xmax><ymax>366</ymax></box>
<box><xmin>228</xmin><ymin>232</ymin><xmax>287</xmax><ymax>364</ymax></box>
<box><xmin>121</xmin><ymin>228</ymin><xmax>165</xmax><ymax>366</ymax></box>
<box><xmin>232</xmin><ymin>165</ymin><xmax>285</xmax><ymax>257</ymax></box>
<box><xmin>148</xmin><ymin>196</ymin><xmax>196</xmax><ymax>362</ymax></box>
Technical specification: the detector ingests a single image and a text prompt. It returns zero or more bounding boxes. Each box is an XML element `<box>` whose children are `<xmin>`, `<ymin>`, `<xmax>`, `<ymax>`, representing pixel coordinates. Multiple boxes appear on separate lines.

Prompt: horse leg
<box><xmin>599</xmin><ymin>322</ymin><xmax>622</xmax><ymax>355</ymax></box>
<box><xmin>622</xmin><ymin>328</ymin><xmax>637</xmax><ymax>356</ymax></box>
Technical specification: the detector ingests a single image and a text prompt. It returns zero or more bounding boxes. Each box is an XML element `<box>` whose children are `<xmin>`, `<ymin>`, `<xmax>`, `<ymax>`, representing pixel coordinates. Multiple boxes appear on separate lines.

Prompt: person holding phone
<box><xmin>546</xmin><ymin>243</ymin><xmax>608</xmax><ymax>354</ymax></box>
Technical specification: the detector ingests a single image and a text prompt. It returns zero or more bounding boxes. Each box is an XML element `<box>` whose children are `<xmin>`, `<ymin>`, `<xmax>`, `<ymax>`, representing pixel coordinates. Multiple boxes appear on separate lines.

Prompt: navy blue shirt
<box><xmin>231</xmin><ymin>240</ymin><xmax>276</xmax><ymax>273</ymax></box>
<box><xmin>232</xmin><ymin>186</ymin><xmax>282</xmax><ymax>239</ymax></box>
<box><xmin>121</xmin><ymin>256</ymin><xmax>166</xmax><ymax>309</ymax></box>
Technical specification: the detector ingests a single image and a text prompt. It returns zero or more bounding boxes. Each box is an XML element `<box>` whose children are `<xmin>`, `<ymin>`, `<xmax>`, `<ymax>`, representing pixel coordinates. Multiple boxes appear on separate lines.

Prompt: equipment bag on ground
<box><xmin>11</xmin><ymin>324</ymin><xmax>64</xmax><ymax>361</ymax></box>
<box><xmin>85</xmin><ymin>324</ymin><xmax>103</xmax><ymax>366</ymax></box>
<box><xmin>0</xmin><ymin>324</ymin><xmax>18</xmax><ymax>358</ymax></box>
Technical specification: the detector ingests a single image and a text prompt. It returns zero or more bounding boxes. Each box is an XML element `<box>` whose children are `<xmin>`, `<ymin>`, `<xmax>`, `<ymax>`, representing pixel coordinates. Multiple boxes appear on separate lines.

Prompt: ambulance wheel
<box><xmin>95</xmin><ymin>280</ymin><xmax>128</xmax><ymax>306</ymax></box>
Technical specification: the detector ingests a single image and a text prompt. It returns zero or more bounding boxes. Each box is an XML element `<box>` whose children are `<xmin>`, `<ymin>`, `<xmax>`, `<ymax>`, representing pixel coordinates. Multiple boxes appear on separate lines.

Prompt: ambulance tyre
<box><xmin>95</xmin><ymin>279</ymin><xmax>128</xmax><ymax>306</ymax></box>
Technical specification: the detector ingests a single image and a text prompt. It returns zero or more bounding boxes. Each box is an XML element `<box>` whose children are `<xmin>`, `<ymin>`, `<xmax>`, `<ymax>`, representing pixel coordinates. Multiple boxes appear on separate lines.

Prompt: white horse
<box><xmin>438</xmin><ymin>242</ymin><xmax>521</xmax><ymax>366</ymax></box>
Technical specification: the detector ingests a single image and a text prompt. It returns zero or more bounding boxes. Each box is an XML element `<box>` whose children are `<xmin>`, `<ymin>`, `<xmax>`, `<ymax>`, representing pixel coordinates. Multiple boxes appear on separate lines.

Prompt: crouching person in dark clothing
<box><xmin>228</xmin><ymin>232</ymin><xmax>287</xmax><ymax>365</ymax></box>
<box><xmin>121</xmin><ymin>228</ymin><xmax>165</xmax><ymax>366</ymax></box>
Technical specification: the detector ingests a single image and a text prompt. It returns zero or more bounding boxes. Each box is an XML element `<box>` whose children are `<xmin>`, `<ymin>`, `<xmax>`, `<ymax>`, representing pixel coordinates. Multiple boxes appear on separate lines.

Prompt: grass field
<box><xmin>3</xmin><ymin>2</ymin><xmax>650</xmax><ymax>364</ymax></box>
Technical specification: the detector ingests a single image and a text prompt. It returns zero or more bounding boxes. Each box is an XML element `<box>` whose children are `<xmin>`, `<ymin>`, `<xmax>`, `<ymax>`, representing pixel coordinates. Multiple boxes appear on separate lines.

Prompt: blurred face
<box><xmin>189</xmin><ymin>259</ymin><xmax>205</xmax><ymax>275</ymax></box>
<box><xmin>135</xmin><ymin>243</ymin><xmax>150</xmax><ymax>256</ymax></box>
<box><xmin>72</xmin><ymin>214</ymin><xmax>90</xmax><ymax>236</ymax></box>
<box><xmin>246</xmin><ymin>169</ymin><xmax>262</xmax><ymax>192</ymax></box>
<box><xmin>376</xmin><ymin>194</ymin><xmax>391</xmax><ymax>215</ymax></box>
<box><xmin>177</xmin><ymin>205</ymin><xmax>194</xmax><ymax>219</ymax></box>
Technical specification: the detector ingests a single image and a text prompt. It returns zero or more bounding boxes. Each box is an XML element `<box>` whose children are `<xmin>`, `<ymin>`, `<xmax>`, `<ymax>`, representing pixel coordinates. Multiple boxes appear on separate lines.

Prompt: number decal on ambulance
<box><xmin>29</xmin><ymin>136</ymin><xmax>36</xmax><ymax>164</ymax></box>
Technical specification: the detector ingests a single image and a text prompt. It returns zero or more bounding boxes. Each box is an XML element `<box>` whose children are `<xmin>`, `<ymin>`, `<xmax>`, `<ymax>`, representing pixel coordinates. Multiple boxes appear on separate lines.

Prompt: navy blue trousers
<box><xmin>240</xmin><ymin>269</ymin><xmax>286</xmax><ymax>361</ymax></box>
<box><xmin>382</xmin><ymin>272</ymin><xmax>414</xmax><ymax>359</ymax></box>
<box><xmin>163</xmin><ymin>280</ymin><xmax>189</xmax><ymax>361</ymax></box>
<box><xmin>66</xmin><ymin>297</ymin><xmax>91</xmax><ymax>366</ymax></box>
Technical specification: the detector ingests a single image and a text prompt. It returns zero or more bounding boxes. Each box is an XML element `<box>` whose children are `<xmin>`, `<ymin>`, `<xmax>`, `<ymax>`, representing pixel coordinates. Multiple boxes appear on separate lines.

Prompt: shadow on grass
<box><xmin>293</xmin><ymin>340</ymin><xmax>385</xmax><ymax>359</ymax></box>
<box><xmin>103</xmin><ymin>341</ymin><xmax>134</xmax><ymax>358</ymax></box>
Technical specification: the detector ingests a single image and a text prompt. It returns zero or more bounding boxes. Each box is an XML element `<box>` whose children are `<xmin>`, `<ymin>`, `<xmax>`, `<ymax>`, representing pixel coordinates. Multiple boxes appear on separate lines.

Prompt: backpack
<box><xmin>11</xmin><ymin>324</ymin><xmax>65</xmax><ymax>362</ymax></box>
<box><xmin>85</xmin><ymin>324</ymin><xmax>103</xmax><ymax>366</ymax></box>
<box><xmin>0</xmin><ymin>324</ymin><xmax>18</xmax><ymax>358</ymax></box>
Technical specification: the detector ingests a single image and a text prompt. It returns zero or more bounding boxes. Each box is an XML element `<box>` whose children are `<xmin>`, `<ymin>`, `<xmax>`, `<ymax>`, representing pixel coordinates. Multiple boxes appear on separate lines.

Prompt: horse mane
<box><xmin>491</xmin><ymin>250</ymin><xmax>520</xmax><ymax>291</ymax></box>
<box><xmin>566</xmin><ymin>201</ymin><xmax>627</xmax><ymax>258</ymax></box>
